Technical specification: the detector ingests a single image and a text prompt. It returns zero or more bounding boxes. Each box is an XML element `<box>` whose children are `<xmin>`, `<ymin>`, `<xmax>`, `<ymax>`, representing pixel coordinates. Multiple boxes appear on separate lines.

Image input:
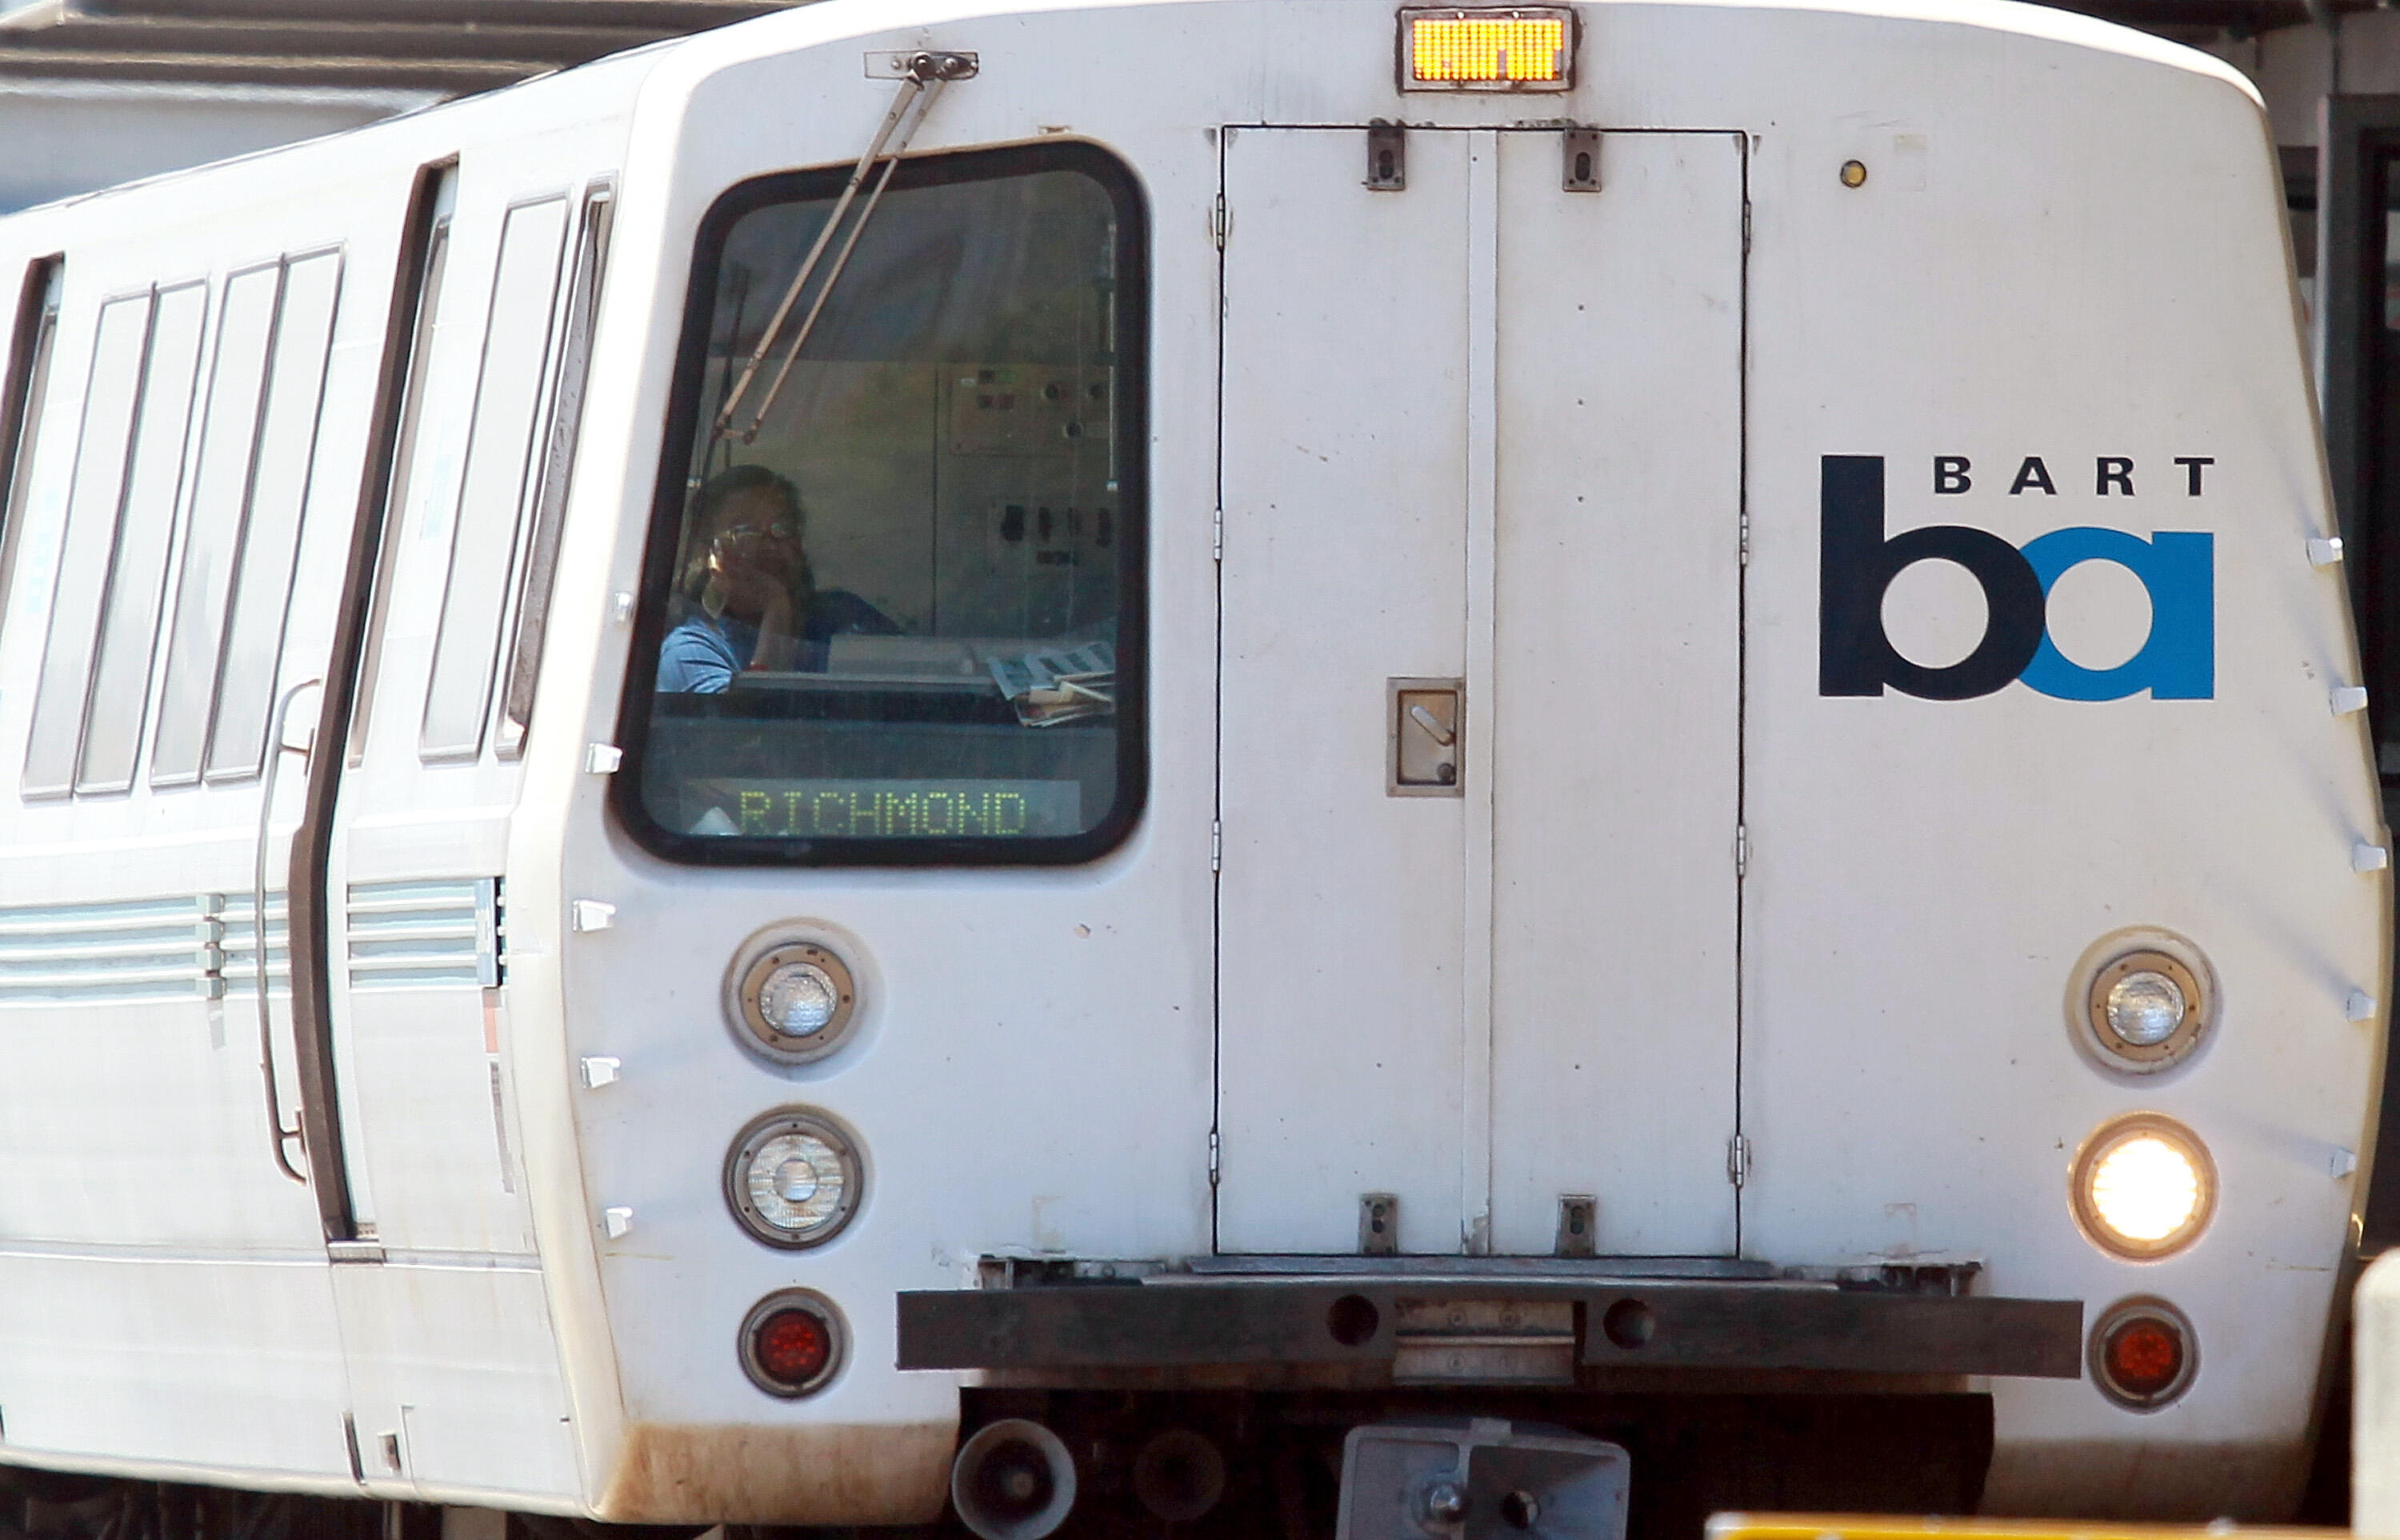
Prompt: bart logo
<box><xmin>1818</xmin><ymin>454</ymin><xmax>2213</xmax><ymax>701</ymax></box>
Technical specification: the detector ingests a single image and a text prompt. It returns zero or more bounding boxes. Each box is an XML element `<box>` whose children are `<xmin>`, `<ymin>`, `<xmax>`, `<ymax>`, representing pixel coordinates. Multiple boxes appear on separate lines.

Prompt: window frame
<box><xmin>24</xmin><ymin>286</ymin><xmax>164</xmax><ymax>800</ymax></box>
<box><xmin>419</xmin><ymin>191</ymin><xmax>574</xmax><ymax>764</ymax></box>
<box><xmin>610</xmin><ymin>140</ymin><xmax>1150</xmax><ymax>868</ymax></box>
<box><xmin>75</xmin><ymin>275</ymin><xmax>210</xmax><ymax>796</ymax></box>
<box><xmin>347</xmin><ymin>167</ymin><xmax>456</xmax><ymax>768</ymax></box>
<box><xmin>497</xmin><ymin>178</ymin><xmax>615</xmax><ymax>762</ymax></box>
<box><xmin>150</xmin><ymin>258</ymin><xmax>286</xmax><ymax>790</ymax></box>
<box><xmin>0</xmin><ymin>256</ymin><xmax>62</xmax><ymax>631</ymax></box>
<box><xmin>200</xmin><ymin>246</ymin><xmax>344</xmax><ymax>786</ymax></box>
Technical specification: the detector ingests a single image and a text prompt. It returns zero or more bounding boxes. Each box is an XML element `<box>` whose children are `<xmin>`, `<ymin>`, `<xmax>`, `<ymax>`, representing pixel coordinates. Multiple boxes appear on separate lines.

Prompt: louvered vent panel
<box><xmin>0</xmin><ymin>892</ymin><xmax>287</xmax><ymax>1003</ymax></box>
<box><xmin>346</xmin><ymin>878</ymin><xmax>501</xmax><ymax>990</ymax></box>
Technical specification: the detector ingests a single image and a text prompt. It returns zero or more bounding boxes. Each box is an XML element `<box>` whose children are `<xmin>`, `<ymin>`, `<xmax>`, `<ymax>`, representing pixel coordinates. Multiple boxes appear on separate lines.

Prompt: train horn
<box><xmin>950</xmin><ymin>1418</ymin><xmax>1078</xmax><ymax>1540</ymax></box>
<box><xmin>1132</xmin><ymin>1428</ymin><xmax>1226</xmax><ymax>1523</ymax></box>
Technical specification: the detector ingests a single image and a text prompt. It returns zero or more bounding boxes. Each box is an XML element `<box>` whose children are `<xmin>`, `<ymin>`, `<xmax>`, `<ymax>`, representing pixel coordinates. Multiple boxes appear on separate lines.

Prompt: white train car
<box><xmin>0</xmin><ymin>0</ymin><xmax>2382</xmax><ymax>1536</ymax></box>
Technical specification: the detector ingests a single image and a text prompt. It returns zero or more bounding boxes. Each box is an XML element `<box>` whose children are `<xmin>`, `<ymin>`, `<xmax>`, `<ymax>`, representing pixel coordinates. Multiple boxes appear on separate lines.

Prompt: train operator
<box><xmin>655</xmin><ymin>463</ymin><xmax>897</xmax><ymax>691</ymax></box>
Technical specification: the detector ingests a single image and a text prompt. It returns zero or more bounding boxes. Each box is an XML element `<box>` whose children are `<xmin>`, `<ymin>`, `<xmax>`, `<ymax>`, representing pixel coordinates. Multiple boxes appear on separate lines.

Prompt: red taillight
<box><xmin>757</xmin><ymin>1310</ymin><xmax>832</xmax><ymax>1382</ymax></box>
<box><xmin>740</xmin><ymin>1290</ymin><xmax>845</xmax><ymax>1397</ymax></box>
<box><xmin>2105</xmin><ymin>1318</ymin><xmax>2182</xmax><ymax>1394</ymax></box>
<box><xmin>2090</xmin><ymin>1298</ymin><xmax>2196</xmax><ymax>1410</ymax></box>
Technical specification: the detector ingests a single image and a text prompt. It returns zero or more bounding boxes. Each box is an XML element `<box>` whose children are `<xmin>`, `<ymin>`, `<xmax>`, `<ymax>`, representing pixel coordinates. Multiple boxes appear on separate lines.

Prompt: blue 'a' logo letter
<box><xmin>2018</xmin><ymin>527</ymin><xmax>2214</xmax><ymax>700</ymax></box>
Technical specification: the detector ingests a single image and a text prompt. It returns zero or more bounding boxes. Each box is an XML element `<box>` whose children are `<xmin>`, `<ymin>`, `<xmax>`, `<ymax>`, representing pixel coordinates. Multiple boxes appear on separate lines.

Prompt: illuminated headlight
<box><xmin>725</xmin><ymin>1109</ymin><xmax>862</xmax><ymax>1249</ymax></box>
<box><xmin>2078</xmin><ymin>943</ymin><xmax>2211</xmax><ymax>1074</ymax></box>
<box><xmin>728</xmin><ymin>934</ymin><xmax>858</xmax><ymax>1064</ymax></box>
<box><xmin>2070</xmin><ymin>1114</ymin><xmax>2216</xmax><ymax>1261</ymax></box>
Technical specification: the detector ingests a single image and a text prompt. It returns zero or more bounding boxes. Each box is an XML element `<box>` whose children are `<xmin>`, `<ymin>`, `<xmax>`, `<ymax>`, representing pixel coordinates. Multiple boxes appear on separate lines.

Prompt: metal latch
<box><xmin>1562</xmin><ymin>127</ymin><xmax>1602</xmax><ymax>191</ymax></box>
<box><xmin>1366</xmin><ymin>122</ymin><xmax>1406</xmax><ymax>190</ymax></box>
<box><xmin>1362</xmin><ymin>1191</ymin><xmax>1401</xmax><ymax>1255</ymax></box>
<box><xmin>1390</xmin><ymin>678</ymin><xmax>1464</xmax><ymax>795</ymax></box>
<box><xmin>1555</xmin><ymin>1195</ymin><xmax>1598</xmax><ymax>1258</ymax></box>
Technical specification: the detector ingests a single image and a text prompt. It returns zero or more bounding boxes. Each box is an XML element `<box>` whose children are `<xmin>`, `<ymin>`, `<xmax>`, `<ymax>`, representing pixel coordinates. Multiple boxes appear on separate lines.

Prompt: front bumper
<box><xmin>898</xmin><ymin>1274</ymin><xmax>2081</xmax><ymax>1381</ymax></box>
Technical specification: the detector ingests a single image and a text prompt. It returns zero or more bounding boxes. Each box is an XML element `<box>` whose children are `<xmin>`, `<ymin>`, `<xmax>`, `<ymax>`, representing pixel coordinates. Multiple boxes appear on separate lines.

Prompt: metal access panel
<box><xmin>1218</xmin><ymin>126</ymin><xmax>1474</xmax><ymax>1253</ymax></box>
<box><xmin>1485</xmin><ymin>130</ymin><xmax>1746</xmax><ymax>1256</ymax></box>
<box><xmin>1216</xmin><ymin>127</ymin><xmax>1743</xmax><ymax>1256</ymax></box>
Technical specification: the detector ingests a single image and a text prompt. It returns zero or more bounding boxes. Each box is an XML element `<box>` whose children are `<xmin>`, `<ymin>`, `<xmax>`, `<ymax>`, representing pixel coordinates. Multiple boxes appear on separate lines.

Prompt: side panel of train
<box><xmin>0</xmin><ymin>66</ymin><xmax>646</xmax><ymax>1513</ymax></box>
<box><xmin>0</xmin><ymin>0</ymin><xmax>2385</xmax><ymax>1530</ymax></box>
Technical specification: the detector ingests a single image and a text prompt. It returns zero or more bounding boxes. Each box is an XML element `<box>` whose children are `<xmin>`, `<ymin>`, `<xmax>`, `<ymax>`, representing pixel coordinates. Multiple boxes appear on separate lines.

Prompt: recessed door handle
<box><xmin>1408</xmin><ymin>703</ymin><xmax>1455</xmax><ymax>746</ymax></box>
<box><xmin>1389</xmin><ymin>678</ymin><xmax>1465</xmax><ymax>796</ymax></box>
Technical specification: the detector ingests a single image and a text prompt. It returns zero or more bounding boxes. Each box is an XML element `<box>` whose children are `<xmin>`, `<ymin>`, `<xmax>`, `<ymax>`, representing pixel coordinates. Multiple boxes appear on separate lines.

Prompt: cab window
<box><xmin>618</xmin><ymin>143</ymin><xmax>1145</xmax><ymax>862</ymax></box>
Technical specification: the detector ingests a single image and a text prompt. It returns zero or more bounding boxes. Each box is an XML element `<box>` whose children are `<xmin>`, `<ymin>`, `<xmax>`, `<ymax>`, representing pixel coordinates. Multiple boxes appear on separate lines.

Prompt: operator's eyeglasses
<box><xmin>712</xmin><ymin>518</ymin><xmax>798</xmax><ymax>550</ymax></box>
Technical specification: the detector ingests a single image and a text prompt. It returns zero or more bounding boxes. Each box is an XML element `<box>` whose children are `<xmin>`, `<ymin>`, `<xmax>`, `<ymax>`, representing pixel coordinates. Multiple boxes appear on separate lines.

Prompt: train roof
<box><xmin>0</xmin><ymin>0</ymin><xmax>2254</xmax><ymax>238</ymax></box>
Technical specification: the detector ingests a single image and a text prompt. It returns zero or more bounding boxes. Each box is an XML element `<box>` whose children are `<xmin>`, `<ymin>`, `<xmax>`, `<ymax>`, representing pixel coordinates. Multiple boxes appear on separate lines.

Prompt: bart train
<box><xmin>0</xmin><ymin>0</ymin><xmax>2384</xmax><ymax>1536</ymax></box>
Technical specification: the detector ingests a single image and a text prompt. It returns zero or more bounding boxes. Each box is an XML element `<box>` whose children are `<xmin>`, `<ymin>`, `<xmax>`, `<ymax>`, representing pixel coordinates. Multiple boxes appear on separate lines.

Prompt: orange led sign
<box><xmin>1401</xmin><ymin>7</ymin><xmax>1574</xmax><ymax>91</ymax></box>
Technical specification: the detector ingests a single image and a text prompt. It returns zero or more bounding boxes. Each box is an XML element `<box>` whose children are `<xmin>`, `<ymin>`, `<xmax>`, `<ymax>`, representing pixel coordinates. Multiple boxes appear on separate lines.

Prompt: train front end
<box><xmin>534</xmin><ymin>0</ymin><xmax>2390</xmax><ymax>1530</ymax></box>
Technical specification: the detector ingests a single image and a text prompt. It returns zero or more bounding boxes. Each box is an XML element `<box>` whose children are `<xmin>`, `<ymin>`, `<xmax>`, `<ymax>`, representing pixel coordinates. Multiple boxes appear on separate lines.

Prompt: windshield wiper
<box><xmin>712</xmin><ymin>49</ymin><xmax>978</xmax><ymax>448</ymax></box>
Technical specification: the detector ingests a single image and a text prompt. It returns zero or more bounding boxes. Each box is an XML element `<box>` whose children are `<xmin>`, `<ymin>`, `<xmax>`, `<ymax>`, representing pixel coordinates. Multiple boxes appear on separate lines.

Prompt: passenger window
<box><xmin>420</xmin><ymin>195</ymin><xmax>570</xmax><ymax>762</ymax></box>
<box><xmin>619</xmin><ymin>145</ymin><xmax>1145</xmax><ymax>862</ymax></box>
<box><xmin>202</xmin><ymin>250</ymin><xmax>342</xmax><ymax>782</ymax></box>
<box><xmin>151</xmin><ymin>263</ymin><xmax>281</xmax><ymax>786</ymax></box>
<box><xmin>497</xmin><ymin>182</ymin><xmax>614</xmax><ymax>760</ymax></box>
<box><xmin>76</xmin><ymin>280</ymin><xmax>207</xmax><ymax>794</ymax></box>
<box><xmin>0</xmin><ymin>258</ymin><xmax>62</xmax><ymax>627</ymax></box>
<box><xmin>25</xmin><ymin>291</ymin><xmax>169</xmax><ymax>798</ymax></box>
<box><xmin>348</xmin><ymin>168</ymin><xmax>456</xmax><ymax>769</ymax></box>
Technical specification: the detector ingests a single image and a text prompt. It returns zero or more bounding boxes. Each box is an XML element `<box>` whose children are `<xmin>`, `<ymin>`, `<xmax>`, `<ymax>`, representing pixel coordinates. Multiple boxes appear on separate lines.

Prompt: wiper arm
<box><xmin>712</xmin><ymin>50</ymin><xmax>978</xmax><ymax>449</ymax></box>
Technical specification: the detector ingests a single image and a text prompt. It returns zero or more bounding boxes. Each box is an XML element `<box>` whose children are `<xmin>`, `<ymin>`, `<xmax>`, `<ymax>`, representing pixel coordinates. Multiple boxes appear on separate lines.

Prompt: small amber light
<box><xmin>1840</xmin><ymin>160</ymin><xmax>1869</xmax><ymax>188</ymax></box>
<box><xmin>1401</xmin><ymin>7</ymin><xmax>1574</xmax><ymax>91</ymax></box>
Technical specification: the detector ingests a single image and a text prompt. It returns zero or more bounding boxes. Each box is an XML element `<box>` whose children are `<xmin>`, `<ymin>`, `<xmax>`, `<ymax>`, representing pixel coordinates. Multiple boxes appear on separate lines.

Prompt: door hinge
<box><xmin>1208</xmin><ymin>1128</ymin><xmax>1221</xmax><ymax>1186</ymax></box>
<box><xmin>1742</xmin><ymin>199</ymin><xmax>1753</xmax><ymax>255</ymax></box>
<box><xmin>1213</xmin><ymin>506</ymin><xmax>1223</xmax><ymax>562</ymax></box>
<box><xmin>1211</xmin><ymin>820</ymin><xmax>1222</xmax><ymax>872</ymax></box>
<box><xmin>1211</xmin><ymin>193</ymin><xmax>1228</xmax><ymax>250</ymax></box>
<box><xmin>1734</xmin><ymin>824</ymin><xmax>1748</xmax><ymax>878</ymax></box>
<box><xmin>1727</xmin><ymin>1134</ymin><xmax>1752</xmax><ymax>1187</ymax></box>
<box><xmin>1738</xmin><ymin>513</ymin><xmax>1750</xmax><ymax>566</ymax></box>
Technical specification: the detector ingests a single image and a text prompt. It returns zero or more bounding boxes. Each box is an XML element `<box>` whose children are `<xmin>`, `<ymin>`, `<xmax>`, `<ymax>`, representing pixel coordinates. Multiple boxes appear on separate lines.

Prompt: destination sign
<box><xmin>694</xmin><ymin>779</ymin><xmax>1083</xmax><ymax>839</ymax></box>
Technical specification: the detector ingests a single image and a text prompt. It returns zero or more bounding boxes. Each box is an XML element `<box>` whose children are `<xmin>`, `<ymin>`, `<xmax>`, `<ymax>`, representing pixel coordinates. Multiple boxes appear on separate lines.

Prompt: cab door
<box><xmin>299</xmin><ymin>166</ymin><xmax>602</xmax><ymax>1502</ymax></box>
<box><xmin>1215</xmin><ymin>126</ymin><xmax>1746</xmax><ymax>1257</ymax></box>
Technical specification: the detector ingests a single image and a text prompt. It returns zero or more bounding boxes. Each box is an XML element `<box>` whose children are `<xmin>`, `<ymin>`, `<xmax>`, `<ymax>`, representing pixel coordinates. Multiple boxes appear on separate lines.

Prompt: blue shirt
<box><xmin>656</xmin><ymin>612</ymin><xmax>756</xmax><ymax>694</ymax></box>
<box><xmin>654</xmin><ymin>592</ymin><xmax>902</xmax><ymax>693</ymax></box>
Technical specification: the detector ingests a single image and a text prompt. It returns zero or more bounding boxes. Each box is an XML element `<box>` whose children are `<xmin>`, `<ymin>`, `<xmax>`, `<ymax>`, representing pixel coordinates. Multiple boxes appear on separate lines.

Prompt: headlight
<box><xmin>2089</xmin><ymin>1295</ymin><xmax>2198</xmax><ymax>1410</ymax></box>
<box><xmin>739</xmin><ymin>1288</ymin><xmax>846</xmax><ymax>1397</ymax></box>
<box><xmin>725</xmin><ymin>1108</ymin><xmax>862</xmax><ymax>1249</ymax></box>
<box><xmin>761</xmin><ymin>960</ymin><xmax>840</xmax><ymax>1035</ymax></box>
<box><xmin>726</xmin><ymin>932</ymin><xmax>860</xmax><ymax>1064</ymax></box>
<box><xmin>2105</xmin><ymin>970</ymin><xmax>2185</xmax><ymax>1046</ymax></box>
<box><xmin>2070</xmin><ymin>1113</ymin><xmax>2216</xmax><ymax>1260</ymax></box>
<box><xmin>2076</xmin><ymin>941</ymin><xmax>2212</xmax><ymax>1074</ymax></box>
